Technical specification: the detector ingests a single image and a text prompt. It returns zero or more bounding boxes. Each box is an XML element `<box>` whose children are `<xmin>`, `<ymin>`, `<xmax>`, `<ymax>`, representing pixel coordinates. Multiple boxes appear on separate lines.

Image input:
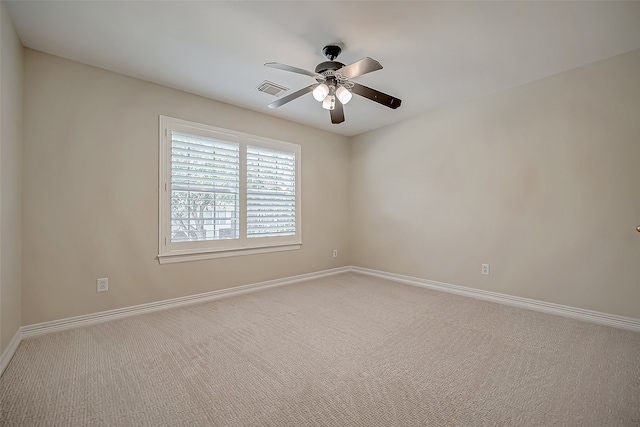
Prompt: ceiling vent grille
<box><xmin>257</xmin><ymin>81</ymin><xmax>289</xmax><ymax>97</ymax></box>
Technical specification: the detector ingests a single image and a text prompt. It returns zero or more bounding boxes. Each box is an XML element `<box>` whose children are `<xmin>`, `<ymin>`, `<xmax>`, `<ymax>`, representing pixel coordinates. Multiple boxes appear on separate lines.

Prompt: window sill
<box><xmin>157</xmin><ymin>242</ymin><xmax>302</xmax><ymax>264</ymax></box>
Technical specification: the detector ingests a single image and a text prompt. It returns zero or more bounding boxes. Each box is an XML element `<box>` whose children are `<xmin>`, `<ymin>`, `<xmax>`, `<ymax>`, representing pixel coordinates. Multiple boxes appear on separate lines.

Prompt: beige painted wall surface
<box><xmin>23</xmin><ymin>50</ymin><xmax>349</xmax><ymax>325</ymax></box>
<box><xmin>0</xmin><ymin>1</ymin><xmax>23</xmax><ymax>354</ymax></box>
<box><xmin>350</xmin><ymin>49</ymin><xmax>640</xmax><ymax>319</ymax></box>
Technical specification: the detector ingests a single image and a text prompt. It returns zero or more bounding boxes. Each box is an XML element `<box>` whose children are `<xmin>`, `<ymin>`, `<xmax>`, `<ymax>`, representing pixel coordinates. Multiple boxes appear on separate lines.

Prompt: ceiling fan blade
<box><xmin>330</xmin><ymin>100</ymin><xmax>345</xmax><ymax>124</ymax></box>
<box><xmin>337</xmin><ymin>57</ymin><xmax>383</xmax><ymax>79</ymax></box>
<box><xmin>351</xmin><ymin>82</ymin><xmax>402</xmax><ymax>109</ymax></box>
<box><xmin>265</xmin><ymin>62</ymin><xmax>319</xmax><ymax>78</ymax></box>
<box><xmin>268</xmin><ymin>84</ymin><xmax>318</xmax><ymax>109</ymax></box>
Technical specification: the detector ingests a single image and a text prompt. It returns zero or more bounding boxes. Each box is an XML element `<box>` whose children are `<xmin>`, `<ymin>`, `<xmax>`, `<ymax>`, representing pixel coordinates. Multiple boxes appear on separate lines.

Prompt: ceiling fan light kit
<box><xmin>313</xmin><ymin>83</ymin><xmax>329</xmax><ymax>101</ymax></box>
<box><xmin>265</xmin><ymin>44</ymin><xmax>401</xmax><ymax>124</ymax></box>
<box><xmin>336</xmin><ymin>86</ymin><xmax>352</xmax><ymax>104</ymax></box>
<box><xmin>322</xmin><ymin>95</ymin><xmax>336</xmax><ymax>111</ymax></box>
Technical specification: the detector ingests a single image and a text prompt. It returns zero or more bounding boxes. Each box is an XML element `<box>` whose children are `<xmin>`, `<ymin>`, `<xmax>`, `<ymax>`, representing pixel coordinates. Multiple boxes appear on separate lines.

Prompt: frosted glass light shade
<box><xmin>312</xmin><ymin>84</ymin><xmax>329</xmax><ymax>102</ymax></box>
<box><xmin>322</xmin><ymin>95</ymin><xmax>335</xmax><ymax>110</ymax></box>
<box><xmin>336</xmin><ymin>86</ymin><xmax>352</xmax><ymax>104</ymax></box>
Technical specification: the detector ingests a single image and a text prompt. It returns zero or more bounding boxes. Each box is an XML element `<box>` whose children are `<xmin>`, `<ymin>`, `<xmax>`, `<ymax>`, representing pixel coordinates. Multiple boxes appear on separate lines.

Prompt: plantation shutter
<box><xmin>246</xmin><ymin>146</ymin><xmax>296</xmax><ymax>238</ymax></box>
<box><xmin>171</xmin><ymin>132</ymin><xmax>240</xmax><ymax>242</ymax></box>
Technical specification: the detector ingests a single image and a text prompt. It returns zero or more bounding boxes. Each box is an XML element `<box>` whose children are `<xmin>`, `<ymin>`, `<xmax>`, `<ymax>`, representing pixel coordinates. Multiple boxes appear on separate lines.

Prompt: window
<box><xmin>159</xmin><ymin>116</ymin><xmax>301</xmax><ymax>264</ymax></box>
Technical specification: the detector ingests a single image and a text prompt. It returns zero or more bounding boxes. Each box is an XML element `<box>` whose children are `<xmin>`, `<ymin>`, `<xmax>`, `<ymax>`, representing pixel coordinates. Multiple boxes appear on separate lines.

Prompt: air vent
<box><xmin>257</xmin><ymin>81</ymin><xmax>289</xmax><ymax>97</ymax></box>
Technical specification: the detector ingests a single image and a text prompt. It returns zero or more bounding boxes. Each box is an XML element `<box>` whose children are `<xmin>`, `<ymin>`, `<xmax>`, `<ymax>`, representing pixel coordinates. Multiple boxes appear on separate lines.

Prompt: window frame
<box><xmin>158</xmin><ymin>116</ymin><xmax>301</xmax><ymax>264</ymax></box>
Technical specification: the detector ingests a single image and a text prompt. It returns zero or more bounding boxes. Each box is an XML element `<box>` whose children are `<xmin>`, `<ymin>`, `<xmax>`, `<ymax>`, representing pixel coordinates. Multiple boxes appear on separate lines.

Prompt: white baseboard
<box><xmin>0</xmin><ymin>328</ymin><xmax>22</xmax><ymax>377</ymax></box>
<box><xmin>5</xmin><ymin>264</ymin><xmax>638</xmax><ymax>377</ymax></box>
<box><xmin>22</xmin><ymin>266</ymin><xmax>351</xmax><ymax>339</ymax></box>
<box><xmin>351</xmin><ymin>266</ymin><xmax>640</xmax><ymax>333</ymax></box>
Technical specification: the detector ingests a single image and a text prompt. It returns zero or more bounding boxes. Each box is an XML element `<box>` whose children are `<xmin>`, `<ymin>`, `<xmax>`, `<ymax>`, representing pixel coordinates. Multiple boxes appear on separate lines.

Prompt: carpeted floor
<box><xmin>1</xmin><ymin>272</ymin><xmax>639</xmax><ymax>426</ymax></box>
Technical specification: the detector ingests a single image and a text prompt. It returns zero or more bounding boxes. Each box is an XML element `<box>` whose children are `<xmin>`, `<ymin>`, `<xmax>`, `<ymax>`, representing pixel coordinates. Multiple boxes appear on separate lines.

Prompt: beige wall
<box><xmin>350</xmin><ymin>49</ymin><xmax>640</xmax><ymax>319</ymax></box>
<box><xmin>22</xmin><ymin>50</ymin><xmax>350</xmax><ymax>325</ymax></box>
<box><xmin>0</xmin><ymin>1</ymin><xmax>23</xmax><ymax>354</ymax></box>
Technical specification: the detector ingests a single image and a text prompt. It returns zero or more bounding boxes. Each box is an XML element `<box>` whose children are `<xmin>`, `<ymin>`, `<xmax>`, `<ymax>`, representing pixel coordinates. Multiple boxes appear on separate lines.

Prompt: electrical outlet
<box><xmin>481</xmin><ymin>264</ymin><xmax>490</xmax><ymax>276</ymax></box>
<box><xmin>97</xmin><ymin>278</ymin><xmax>109</xmax><ymax>292</ymax></box>
<box><xmin>333</xmin><ymin>249</ymin><xmax>338</xmax><ymax>258</ymax></box>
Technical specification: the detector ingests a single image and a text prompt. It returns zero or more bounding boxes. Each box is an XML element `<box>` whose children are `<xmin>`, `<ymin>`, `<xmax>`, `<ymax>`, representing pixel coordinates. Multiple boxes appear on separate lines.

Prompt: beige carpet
<box><xmin>1</xmin><ymin>272</ymin><xmax>639</xmax><ymax>426</ymax></box>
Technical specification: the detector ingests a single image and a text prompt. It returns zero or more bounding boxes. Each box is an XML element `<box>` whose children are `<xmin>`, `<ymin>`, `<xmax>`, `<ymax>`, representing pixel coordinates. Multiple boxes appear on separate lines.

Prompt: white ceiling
<box><xmin>6</xmin><ymin>1</ymin><xmax>640</xmax><ymax>137</ymax></box>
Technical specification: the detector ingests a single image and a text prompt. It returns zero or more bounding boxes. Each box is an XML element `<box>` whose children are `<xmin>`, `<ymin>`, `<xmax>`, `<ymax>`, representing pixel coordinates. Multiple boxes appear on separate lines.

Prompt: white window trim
<box><xmin>158</xmin><ymin>116</ymin><xmax>301</xmax><ymax>264</ymax></box>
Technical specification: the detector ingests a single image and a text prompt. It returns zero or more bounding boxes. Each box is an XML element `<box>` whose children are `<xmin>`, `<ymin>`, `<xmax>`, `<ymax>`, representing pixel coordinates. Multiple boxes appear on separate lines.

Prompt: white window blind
<box><xmin>159</xmin><ymin>116</ymin><xmax>301</xmax><ymax>264</ymax></box>
<box><xmin>247</xmin><ymin>146</ymin><xmax>296</xmax><ymax>238</ymax></box>
<box><xmin>171</xmin><ymin>132</ymin><xmax>239</xmax><ymax>243</ymax></box>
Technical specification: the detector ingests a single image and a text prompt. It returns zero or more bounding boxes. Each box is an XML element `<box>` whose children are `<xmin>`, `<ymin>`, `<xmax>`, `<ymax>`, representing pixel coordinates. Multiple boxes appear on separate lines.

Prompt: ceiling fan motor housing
<box><xmin>315</xmin><ymin>61</ymin><xmax>345</xmax><ymax>74</ymax></box>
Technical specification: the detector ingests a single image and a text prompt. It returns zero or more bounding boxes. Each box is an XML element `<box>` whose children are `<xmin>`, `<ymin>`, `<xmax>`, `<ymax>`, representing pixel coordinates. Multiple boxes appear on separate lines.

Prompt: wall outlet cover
<box><xmin>482</xmin><ymin>264</ymin><xmax>490</xmax><ymax>275</ymax></box>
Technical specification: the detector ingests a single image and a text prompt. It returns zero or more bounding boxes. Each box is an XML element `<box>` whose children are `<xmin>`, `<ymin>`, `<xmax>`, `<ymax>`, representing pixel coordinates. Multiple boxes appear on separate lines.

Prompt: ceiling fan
<box><xmin>265</xmin><ymin>45</ymin><xmax>402</xmax><ymax>124</ymax></box>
